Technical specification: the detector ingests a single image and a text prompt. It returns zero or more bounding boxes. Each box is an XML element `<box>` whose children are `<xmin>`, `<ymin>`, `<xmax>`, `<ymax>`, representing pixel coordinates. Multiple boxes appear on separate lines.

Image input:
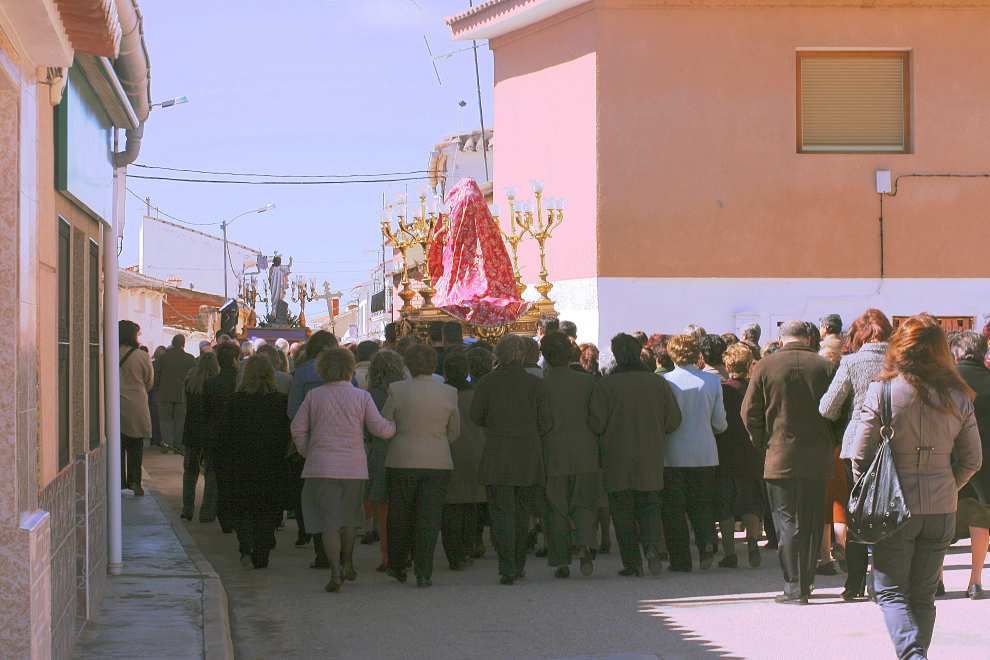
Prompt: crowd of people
<box><xmin>118</xmin><ymin>309</ymin><xmax>989</xmax><ymax>660</ymax></box>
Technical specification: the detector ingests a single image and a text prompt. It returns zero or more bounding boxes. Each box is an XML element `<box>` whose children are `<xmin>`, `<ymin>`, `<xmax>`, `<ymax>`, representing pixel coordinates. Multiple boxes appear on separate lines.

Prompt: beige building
<box><xmin>0</xmin><ymin>1</ymin><xmax>152</xmax><ymax>658</ymax></box>
<box><xmin>449</xmin><ymin>0</ymin><xmax>990</xmax><ymax>346</ymax></box>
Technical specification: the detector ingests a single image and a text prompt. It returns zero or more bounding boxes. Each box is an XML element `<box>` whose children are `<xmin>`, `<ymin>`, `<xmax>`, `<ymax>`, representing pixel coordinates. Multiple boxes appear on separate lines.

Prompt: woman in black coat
<box><xmin>220</xmin><ymin>355</ymin><xmax>292</xmax><ymax>569</ymax></box>
<box><xmin>181</xmin><ymin>352</ymin><xmax>219</xmax><ymax>521</ymax></box>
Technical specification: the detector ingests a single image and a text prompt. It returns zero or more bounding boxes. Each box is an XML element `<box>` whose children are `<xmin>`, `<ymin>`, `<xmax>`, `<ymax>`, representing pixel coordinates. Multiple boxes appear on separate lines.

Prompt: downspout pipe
<box><xmin>107</xmin><ymin>0</ymin><xmax>151</xmax><ymax>573</ymax></box>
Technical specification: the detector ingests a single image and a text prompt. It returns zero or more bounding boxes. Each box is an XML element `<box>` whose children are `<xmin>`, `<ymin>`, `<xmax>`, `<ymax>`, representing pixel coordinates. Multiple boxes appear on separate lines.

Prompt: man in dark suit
<box><xmin>742</xmin><ymin>320</ymin><xmax>837</xmax><ymax>605</ymax></box>
<box><xmin>470</xmin><ymin>334</ymin><xmax>553</xmax><ymax>585</ymax></box>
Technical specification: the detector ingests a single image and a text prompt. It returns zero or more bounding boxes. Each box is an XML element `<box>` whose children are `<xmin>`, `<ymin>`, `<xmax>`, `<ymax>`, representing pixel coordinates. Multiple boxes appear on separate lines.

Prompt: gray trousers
<box><xmin>545</xmin><ymin>473</ymin><xmax>599</xmax><ymax>566</ymax></box>
<box><xmin>766</xmin><ymin>478</ymin><xmax>826</xmax><ymax>598</ymax></box>
<box><xmin>157</xmin><ymin>400</ymin><xmax>186</xmax><ymax>449</ymax></box>
<box><xmin>873</xmin><ymin>513</ymin><xmax>954</xmax><ymax>660</ymax></box>
<box><xmin>182</xmin><ymin>447</ymin><xmax>218</xmax><ymax>521</ymax></box>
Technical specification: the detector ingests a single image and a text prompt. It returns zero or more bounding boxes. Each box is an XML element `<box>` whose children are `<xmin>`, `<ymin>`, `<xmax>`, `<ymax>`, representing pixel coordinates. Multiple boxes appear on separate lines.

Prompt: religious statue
<box><xmin>268</xmin><ymin>254</ymin><xmax>292</xmax><ymax>326</ymax></box>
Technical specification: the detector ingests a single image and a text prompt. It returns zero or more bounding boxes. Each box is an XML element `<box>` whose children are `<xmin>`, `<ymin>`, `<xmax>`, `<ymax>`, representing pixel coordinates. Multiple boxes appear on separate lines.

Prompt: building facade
<box><xmin>449</xmin><ymin>0</ymin><xmax>990</xmax><ymax>346</ymax></box>
<box><xmin>0</xmin><ymin>1</ymin><xmax>151</xmax><ymax>657</ymax></box>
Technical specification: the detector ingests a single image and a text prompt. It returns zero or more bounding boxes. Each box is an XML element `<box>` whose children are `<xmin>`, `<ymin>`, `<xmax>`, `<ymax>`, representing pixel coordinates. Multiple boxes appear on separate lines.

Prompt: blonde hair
<box><xmin>237</xmin><ymin>355</ymin><xmax>276</xmax><ymax>394</ymax></box>
<box><xmin>667</xmin><ymin>334</ymin><xmax>701</xmax><ymax>367</ymax></box>
<box><xmin>723</xmin><ymin>343</ymin><xmax>754</xmax><ymax>379</ymax></box>
<box><xmin>317</xmin><ymin>347</ymin><xmax>356</xmax><ymax>383</ymax></box>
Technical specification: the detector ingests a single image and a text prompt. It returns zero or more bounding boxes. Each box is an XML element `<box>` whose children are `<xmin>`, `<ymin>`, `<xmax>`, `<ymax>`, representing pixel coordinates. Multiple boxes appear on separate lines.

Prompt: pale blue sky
<box><xmin>123</xmin><ymin>0</ymin><xmax>493</xmax><ymax>313</ymax></box>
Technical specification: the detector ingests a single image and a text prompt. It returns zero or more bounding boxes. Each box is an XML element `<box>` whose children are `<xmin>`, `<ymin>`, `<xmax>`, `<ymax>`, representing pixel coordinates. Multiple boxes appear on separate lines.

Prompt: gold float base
<box><xmin>398</xmin><ymin>301</ymin><xmax>557</xmax><ymax>343</ymax></box>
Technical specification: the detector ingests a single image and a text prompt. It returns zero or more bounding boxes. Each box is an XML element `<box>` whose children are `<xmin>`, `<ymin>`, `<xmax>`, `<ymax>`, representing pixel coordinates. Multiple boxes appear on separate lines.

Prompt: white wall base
<box><xmin>540</xmin><ymin>277</ymin><xmax>990</xmax><ymax>351</ymax></box>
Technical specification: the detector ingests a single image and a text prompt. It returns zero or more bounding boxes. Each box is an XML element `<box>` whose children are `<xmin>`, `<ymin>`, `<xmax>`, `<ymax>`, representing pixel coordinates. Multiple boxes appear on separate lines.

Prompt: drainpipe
<box><xmin>106</xmin><ymin>151</ymin><xmax>124</xmax><ymax>575</ymax></box>
<box><xmin>106</xmin><ymin>0</ymin><xmax>151</xmax><ymax>574</ymax></box>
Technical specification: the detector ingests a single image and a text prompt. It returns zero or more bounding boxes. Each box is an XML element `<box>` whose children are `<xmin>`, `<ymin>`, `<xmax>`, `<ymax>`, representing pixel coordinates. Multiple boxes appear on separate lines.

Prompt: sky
<box><xmin>122</xmin><ymin>0</ymin><xmax>493</xmax><ymax>317</ymax></box>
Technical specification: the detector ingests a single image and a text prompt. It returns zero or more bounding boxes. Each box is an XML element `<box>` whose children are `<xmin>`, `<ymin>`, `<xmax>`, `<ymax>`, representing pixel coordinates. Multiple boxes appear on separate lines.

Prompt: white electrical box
<box><xmin>876</xmin><ymin>171</ymin><xmax>892</xmax><ymax>194</ymax></box>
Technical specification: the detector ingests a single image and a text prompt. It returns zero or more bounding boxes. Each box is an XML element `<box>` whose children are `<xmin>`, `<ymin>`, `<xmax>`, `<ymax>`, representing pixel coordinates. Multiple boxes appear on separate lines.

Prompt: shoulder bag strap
<box><xmin>880</xmin><ymin>379</ymin><xmax>893</xmax><ymax>442</ymax></box>
<box><xmin>119</xmin><ymin>346</ymin><xmax>138</xmax><ymax>368</ymax></box>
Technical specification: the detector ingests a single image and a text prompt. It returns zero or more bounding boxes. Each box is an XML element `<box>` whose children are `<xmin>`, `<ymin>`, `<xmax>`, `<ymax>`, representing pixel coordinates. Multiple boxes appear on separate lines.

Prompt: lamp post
<box><xmin>221</xmin><ymin>203</ymin><xmax>275</xmax><ymax>298</ymax></box>
<box><xmin>150</xmin><ymin>95</ymin><xmax>188</xmax><ymax>110</ymax></box>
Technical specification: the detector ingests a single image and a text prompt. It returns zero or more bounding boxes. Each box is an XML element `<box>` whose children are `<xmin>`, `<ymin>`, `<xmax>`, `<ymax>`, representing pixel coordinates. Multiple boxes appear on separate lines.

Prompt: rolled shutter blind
<box><xmin>800</xmin><ymin>55</ymin><xmax>906</xmax><ymax>152</ymax></box>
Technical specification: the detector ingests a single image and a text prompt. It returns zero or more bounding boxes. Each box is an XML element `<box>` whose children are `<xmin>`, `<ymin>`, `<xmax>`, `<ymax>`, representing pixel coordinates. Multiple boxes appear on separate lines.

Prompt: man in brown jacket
<box><xmin>742</xmin><ymin>320</ymin><xmax>837</xmax><ymax>605</ymax></box>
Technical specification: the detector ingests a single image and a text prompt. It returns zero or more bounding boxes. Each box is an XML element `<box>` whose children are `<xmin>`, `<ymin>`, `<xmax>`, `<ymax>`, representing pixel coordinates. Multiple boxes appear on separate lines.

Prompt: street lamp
<box><xmin>151</xmin><ymin>95</ymin><xmax>188</xmax><ymax>109</ymax></box>
<box><xmin>221</xmin><ymin>203</ymin><xmax>276</xmax><ymax>298</ymax></box>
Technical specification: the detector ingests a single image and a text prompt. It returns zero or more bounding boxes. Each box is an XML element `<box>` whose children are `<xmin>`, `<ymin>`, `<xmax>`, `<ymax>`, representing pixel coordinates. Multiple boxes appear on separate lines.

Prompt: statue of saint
<box><xmin>268</xmin><ymin>255</ymin><xmax>292</xmax><ymax>303</ymax></box>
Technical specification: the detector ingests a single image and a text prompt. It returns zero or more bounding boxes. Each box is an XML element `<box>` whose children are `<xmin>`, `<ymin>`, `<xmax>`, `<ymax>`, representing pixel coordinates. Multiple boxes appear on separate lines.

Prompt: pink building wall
<box><xmin>488</xmin><ymin>3</ymin><xmax>990</xmax><ymax>283</ymax></box>
<box><xmin>492</xmin><ymin>8</ymin><xmax>599</xmax><ymax>283</ymax></box>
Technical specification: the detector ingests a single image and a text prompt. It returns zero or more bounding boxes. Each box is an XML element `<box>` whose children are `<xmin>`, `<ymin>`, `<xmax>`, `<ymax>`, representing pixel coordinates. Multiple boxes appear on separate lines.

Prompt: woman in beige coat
<box><xmin>851</xmin><ymin>314</ymin><xmax>982</xmax><ymax>660</ymax></box>
<box><xmin>382</xmin><ymin>344</ymin><xmax>459</xmax><ymax>588</ymax></box>
<box><xmin>119</xmin><ymin>320</ymin><xmax>154</xmax><ymax>495</ymax></box>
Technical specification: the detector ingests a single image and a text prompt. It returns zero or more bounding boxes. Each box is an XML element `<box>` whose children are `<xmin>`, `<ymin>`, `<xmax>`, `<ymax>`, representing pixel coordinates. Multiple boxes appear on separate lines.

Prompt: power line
<box><xmin>126</xmin><ymin>186</ymin><xmax>222</xmax><ymax>226</ymax></box>
<box><xmin>129</xmin><ymin>175</ymin><xmax>429</xmax><ymax>185</ymax></box>
<box><xmin>133</xmin><ymin>163</ymin><xmax>434</xmax><ymax>179</ymax></box>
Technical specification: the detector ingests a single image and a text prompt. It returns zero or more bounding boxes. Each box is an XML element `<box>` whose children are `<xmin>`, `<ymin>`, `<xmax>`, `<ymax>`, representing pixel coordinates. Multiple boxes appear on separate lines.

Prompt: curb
<box><xmin>144</xmin><ymin>471</ymin><xmax>235</xmax><ymax>660</ymax></box>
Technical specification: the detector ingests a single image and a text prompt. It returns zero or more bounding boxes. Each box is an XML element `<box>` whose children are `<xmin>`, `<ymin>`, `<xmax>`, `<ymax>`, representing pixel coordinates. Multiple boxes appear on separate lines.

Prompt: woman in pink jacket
<box><xmin>291</xmin><ymin>347</ymin><xmax>396</xmax><ymax>593</ymax></box>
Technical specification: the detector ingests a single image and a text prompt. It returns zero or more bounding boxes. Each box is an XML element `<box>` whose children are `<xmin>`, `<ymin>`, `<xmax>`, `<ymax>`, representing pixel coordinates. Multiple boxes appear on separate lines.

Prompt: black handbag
<box><xmin>846</xmin><ymin>379</ymin><xmax>912</xmax><ymax>544</ymax></box>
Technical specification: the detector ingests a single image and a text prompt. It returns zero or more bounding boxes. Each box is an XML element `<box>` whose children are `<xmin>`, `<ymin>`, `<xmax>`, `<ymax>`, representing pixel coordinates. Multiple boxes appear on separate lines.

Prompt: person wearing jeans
<box><xmin>851</xmin><ymin>314</ymin><xmax>981</xmax><ymax>659</ymax></box>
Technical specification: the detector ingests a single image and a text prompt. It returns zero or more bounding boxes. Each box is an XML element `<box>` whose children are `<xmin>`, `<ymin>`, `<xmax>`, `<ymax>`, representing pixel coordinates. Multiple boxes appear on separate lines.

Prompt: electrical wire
<box><xmin>133</xmin><ymin>163</ymin><xmax>433</xmax><ymax>179</ymax></box>
<box><xmin>128</xmin><ymin>175</ymin><xmax>429</xmax><ymax>185</ymax></box>
<box><xmin>885</xmin><ymin>173</ymin><xmax>990</xmax><ymax>197</ymax></box>
<box><xmin>126</xmin><ymin>187</ymin><xmax>222</xmax><ymax>226</ymax></box>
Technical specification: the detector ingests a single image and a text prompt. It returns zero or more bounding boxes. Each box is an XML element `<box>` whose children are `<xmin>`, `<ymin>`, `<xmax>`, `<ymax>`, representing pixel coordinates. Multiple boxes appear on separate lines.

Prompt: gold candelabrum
<box><xmin>381</xmin><ymin>188</ymin><xmax>450</xmax><ymax>313</ymax></box>
<box><xmin>380</xmin><ymin>205</ymin><xmax>419</xmax><ymax>313</ymax></box>
<box><xmin>498</xmin><ymin>180</ymin><xmax>566</xmax><ymax>315</ymax></box>
<box><xmin>239</xmin><ymin>274</ymin><xmax>259</xmax><ymax>309</ymax></box>
<box><xmin>291</xmin><ymin>275</ymin><xmax>318</xmax><ymax>326</ymax></box>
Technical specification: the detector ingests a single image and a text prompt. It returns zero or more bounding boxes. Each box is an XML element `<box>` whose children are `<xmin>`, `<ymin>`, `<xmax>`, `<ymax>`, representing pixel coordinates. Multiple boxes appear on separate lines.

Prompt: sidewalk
<box><xmin>69</xmin><ymin>468</ymin><xmax>233</xmax><ymax>660</ymax></box>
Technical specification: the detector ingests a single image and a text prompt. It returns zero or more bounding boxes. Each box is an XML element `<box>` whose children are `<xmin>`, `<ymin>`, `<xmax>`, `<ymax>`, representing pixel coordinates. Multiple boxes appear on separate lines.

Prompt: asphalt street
<box><xmin>143</xmin><ymin>452</ymin><xmax>989</xmax><ymax>660</ymax></box>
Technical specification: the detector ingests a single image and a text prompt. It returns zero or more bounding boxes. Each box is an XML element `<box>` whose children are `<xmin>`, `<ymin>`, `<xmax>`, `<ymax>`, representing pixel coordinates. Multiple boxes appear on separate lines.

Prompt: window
<box><xmin>58</xmin><ymin>219</ymin><xmax>70</xmax><ymax>468</ymax></box>
<box><xmin>89</xmin><ymin>240</ymin><xmax>101</xmax><ymax>450</ymax></box>
<box><xmin>893</xmin><ymin>316</ymin><xmax>972</xmax><ymax>332</ymax></box>
<box><xmin>797</xmin><ymin>52</ymin><xmax>910</xmax><ymax>153</ymax></box>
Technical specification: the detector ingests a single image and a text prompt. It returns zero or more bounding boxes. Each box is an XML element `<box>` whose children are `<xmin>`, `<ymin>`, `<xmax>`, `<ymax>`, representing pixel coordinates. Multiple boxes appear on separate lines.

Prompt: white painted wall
<box><xmin>139</xmin><ymin>216</ymin><xmax>260</xmax><ymax>298</ymax></box>
<box><xmin>584</xmin><ymin>277</ymin><xmax>990</xmax><ymax>352</ymax></box>
<box><xmin>118</xmin><ymin>287</ymin><xmax>165</xmax><ymax>352</ymax></box>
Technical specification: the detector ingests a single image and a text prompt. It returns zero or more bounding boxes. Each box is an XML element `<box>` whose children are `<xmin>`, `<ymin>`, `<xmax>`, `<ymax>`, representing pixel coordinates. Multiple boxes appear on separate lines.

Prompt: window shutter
<box><xmin>799</xmin><ymin>54</ymin><xmax>908</xmax><ymax>153</ymax></box>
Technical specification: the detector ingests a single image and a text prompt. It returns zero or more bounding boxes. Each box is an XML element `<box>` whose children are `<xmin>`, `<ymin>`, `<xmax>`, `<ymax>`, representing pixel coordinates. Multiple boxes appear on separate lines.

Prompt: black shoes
<box><xmin>499</xmin><ymin>575</ymin><xmax>514</xmax><ymax>585</ymax></box>
<box><xmin>718</xmin><ymin>554</ymin><xmax>738</xmax><ymax>568</ymax></box>
<box><xmin>131</xmin><ymin>484</ymin><xmax>145</xmax><ymax>496</ymax></box>
<box><xmin>386</xmin><ymin>566</ymin><xmax>407</xmax><ymax>583</ymax></box>
<box><xmin>417</xmin><ymin>576</ymin><xmax>432</xmax><ymax>588</ymax></box>
<box><xmin>180</xmin><ymin>511</ymin><xmax>193</xmax><ymax>521</ymax></box>
<box><xmin>554</xmin><ymin>566</ymin><xmax>570</xmax><ymax>578</ymax></box>
<box><xmin>968</xmin><ymin>584</ymin><xmax>984</xmax><ymax>600</ymax></box>
<box><xmin>360</xmin><ymin>530</ymin><xmax>380</xmax><ymax>545</ymax></box>
<box><xmin>816</xmin><ymin>561</ymin><xmax>838</xmax><ymax>576</ymax></box>
<box><xmin>774</xmin><ymin>594</ymin><xmax>809</xmax><ymax>606</ymax></box>
<box><xmin>295</xmin><ymin>533</ymin><xmax>312</xmax><ymax>547</ymax></box>
<box><xmin>699</xmin><ymin>550</ymin><xmax>714</xmax><ymax>571</ymax></box>
<box><xmin>618</xmin><ymin>565</ymin><xmax>644</xmax><ymax>577</ymax></box>
<box><xmin>747</xmin><ymin>537</ymin><xmax>761</xmax><ymax>567</ymax></box>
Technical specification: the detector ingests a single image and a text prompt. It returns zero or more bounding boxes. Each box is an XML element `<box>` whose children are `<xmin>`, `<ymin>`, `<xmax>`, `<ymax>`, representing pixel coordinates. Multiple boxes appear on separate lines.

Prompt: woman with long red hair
<box><xmin>850</xmin><ymin>313</ymin><xmax>982</xmax><ymax>660</ymax></box>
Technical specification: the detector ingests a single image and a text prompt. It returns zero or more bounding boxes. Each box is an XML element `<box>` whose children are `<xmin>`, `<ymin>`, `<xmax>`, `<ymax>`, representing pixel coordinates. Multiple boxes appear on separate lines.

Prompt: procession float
<box><xmin>380</xmin><ymin>177</ymin><xmax>566</xmax><ymax>342</ymax></box>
